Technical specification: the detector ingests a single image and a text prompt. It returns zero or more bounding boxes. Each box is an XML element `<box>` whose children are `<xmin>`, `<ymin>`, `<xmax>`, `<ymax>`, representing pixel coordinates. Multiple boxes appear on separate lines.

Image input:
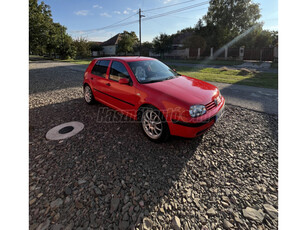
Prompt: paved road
<box><xmin>207</xmin><ymin>82</ymin><xmax>278</xmax><ymax>115</ymax></box>
<box><xmin>31</xmin><ymin>60</ymin><xmax>278</xmax><ymax>114</ymax></box>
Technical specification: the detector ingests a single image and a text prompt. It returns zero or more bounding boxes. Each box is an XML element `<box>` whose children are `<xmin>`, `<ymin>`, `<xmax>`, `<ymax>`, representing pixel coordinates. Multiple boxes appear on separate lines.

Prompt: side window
<box><xmin>109</xmin><ymin>61</ymin><xmax>130</xmax><ymax>82</ymax></box>
<box><xmin>91</xmin><ymin>60</ymin><xmax>110</xmax><ymax>78</ymax></box>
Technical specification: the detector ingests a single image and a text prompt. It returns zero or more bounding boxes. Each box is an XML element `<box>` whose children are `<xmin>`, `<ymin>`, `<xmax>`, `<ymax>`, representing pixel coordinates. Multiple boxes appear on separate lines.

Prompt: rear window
<box><xmin>91</xmin><ymin>60</ymin><xmax>110</xmax><ymax>78</ymax></box>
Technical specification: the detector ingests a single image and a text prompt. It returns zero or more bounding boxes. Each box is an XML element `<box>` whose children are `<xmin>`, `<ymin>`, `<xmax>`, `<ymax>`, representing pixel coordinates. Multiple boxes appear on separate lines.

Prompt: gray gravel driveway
<box><xmin>29</xmin><ymin>61</ymin><xmax>278</xmax><ymax>230</ymax></box>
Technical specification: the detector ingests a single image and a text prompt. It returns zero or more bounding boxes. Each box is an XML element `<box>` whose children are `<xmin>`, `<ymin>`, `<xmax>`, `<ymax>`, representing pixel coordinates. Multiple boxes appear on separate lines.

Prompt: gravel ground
<box><xmin>29</xmin><ymin>61</ymin><xmax>278</xmax><ymax>230</ymax></box>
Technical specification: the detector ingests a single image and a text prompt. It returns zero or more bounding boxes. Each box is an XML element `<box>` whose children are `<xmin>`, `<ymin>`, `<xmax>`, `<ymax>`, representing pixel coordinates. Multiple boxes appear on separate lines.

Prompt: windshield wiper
<box><xmin>142</xmin><ymin>76</ymin><xmax>177</xmax><ymax>84</ymax></box>
<box><xmin>142</xmin><ymin>79</ymin><xmax>163</xmax><ymax>84</ymax></box>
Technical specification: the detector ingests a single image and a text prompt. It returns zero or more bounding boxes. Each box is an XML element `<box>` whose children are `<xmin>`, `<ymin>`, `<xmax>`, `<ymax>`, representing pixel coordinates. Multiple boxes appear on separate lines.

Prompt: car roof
<box><xmin>94</xmin><ymin>56</ymin><xmax>156</xmax><ymax>62</ymax></box>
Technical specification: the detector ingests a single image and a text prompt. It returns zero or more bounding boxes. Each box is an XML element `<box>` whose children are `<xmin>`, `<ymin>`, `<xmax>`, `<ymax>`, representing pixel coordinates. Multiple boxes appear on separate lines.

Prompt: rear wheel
<box><xmin>141</xmin><ymin>106</ymin><xmax>170</xmax><ymax>142</ymax></box>
<box><xmin>84</xmin><ymin>85</ymin><xmax>95</xmax><ymax>104</ymax></box>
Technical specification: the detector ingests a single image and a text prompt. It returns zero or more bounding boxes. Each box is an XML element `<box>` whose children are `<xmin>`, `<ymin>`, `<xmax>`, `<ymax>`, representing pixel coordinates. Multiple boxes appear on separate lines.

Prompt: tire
<box><xmin>84</xmin><ymin>84</ymin><xmax>95</xmax><ymax>104</ymax></box>
<box><xmin>140</xmin><ymin>106</ymin><xmax>170</xmax><ymax>142</ymax></box>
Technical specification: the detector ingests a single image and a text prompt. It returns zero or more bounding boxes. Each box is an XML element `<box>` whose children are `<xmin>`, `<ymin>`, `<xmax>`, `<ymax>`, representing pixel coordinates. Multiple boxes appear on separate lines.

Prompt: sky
<box><xmin>41</xmin><ymin>0</ymin><xmax>278</xmax><ymax>43</ymax></box>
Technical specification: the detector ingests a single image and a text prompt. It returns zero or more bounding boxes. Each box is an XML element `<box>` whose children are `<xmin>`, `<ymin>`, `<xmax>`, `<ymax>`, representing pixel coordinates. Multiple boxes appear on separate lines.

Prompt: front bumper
<box><xmin>168</xmin><ymin>97</ymin><xmax>225</xmax><ymax>138</ymax></box>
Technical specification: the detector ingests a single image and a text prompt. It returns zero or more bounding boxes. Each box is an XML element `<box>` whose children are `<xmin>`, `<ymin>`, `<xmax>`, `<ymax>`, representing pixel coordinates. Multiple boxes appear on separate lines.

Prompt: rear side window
<box><xmin>91</xmin><ymin>60</ymin><xmax>110</xmax><ymax>78</ymax></box>
<box><xmin>109</xmin><ymin>61</ymin><xmax>130</xmax><ymax>82</ymax></box>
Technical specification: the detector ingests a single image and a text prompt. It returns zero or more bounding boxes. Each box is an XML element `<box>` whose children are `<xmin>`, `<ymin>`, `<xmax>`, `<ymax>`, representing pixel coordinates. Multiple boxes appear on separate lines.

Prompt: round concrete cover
<box><xmin>46</xmin><ymin>121</ymin><xmax>84</xmax><ymax>140</ymax></box>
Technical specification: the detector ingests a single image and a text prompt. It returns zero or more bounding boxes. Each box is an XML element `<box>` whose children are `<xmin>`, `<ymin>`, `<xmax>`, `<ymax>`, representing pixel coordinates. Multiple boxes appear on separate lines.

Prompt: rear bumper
<box><xmin>168</xmin><ymin>98</ymin><xmax>225</xmax><ymax>138</ymax></box>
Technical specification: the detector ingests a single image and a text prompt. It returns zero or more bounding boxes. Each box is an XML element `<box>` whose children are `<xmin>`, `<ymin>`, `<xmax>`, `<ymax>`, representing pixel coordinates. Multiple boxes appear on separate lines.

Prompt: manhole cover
<box><xmin>46</xmin><ymin>121</ymin><xmax>84</xmax><ymax>140</ymax></box>
<box><xmin>59</xmin><ymin>126</ymin><xmax>74</xmax><ymax>134</ymax></box>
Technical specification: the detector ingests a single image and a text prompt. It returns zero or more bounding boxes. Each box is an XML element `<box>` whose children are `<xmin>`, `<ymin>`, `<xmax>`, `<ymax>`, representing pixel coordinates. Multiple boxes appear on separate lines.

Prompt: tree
<box><xmin>89</xmin><ymin>42</ymin><xmax>103</xmax><ymax>52</ymax></box>
<box><xmin>73</xmin><ymin>37</ymin><xmax>91</xmax><ymax>58</ymax></box>
<box><xmin>116</xmin><ymin>31</ymin><xmax>138</xmax><ymax>55</ymax></box>
<box><xmin>153</xmin><ymin>33</ymin><xmax>173</xmax><ymax>58</ymax></box>
<box><xmin>59</xmin><ymin>35</ymin><xmax>76</xmax><ymax>59</ymax></box>
<box><xmin>195</xmin><ymin>19</ymin><xmax>204</xmax><ymax>31</ymax></box>
<box><xmin>29</xmin><ymin>0</ymin><xmax>76</xmax><ymax>59</ymax></box>
<box><xmin>183</xmin><ymin>34</ymin><xmax>206</xmax><ymax>49</ymax></box>
<box><xmin>46</xmin><ymin>23</ymin><xmax>65</xmax><ymax>57</ymax></box>
<box><xmin>29</xmin><ymin>0</ymin><xmax>53</xmax><ymax>55</ymax></box>
<box><xmin>234</xmin><ymin>26</ymin><xmax>278</xmax><ymax>48</ymax></box>
<box><xmin>203</xmin><ymin>0</ymin><xmax>261</xmax><ymax>48</ymax></box>
<box><xmin>141</xmin><ymin>42</ymin><xmax>153</xmax><ymax>56</ymax></box>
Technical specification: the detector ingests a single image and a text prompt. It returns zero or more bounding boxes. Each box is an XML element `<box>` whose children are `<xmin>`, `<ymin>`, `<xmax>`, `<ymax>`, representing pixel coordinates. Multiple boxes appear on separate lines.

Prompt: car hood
<box><xmin>143</xmin><ymin>75</ymin><xmax>218</xmax><ymax>106</ymax></box>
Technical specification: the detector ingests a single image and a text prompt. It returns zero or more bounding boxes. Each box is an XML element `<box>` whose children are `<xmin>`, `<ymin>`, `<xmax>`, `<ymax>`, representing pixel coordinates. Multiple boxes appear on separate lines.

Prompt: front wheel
<box><xmin>141</xmin><ymin>107</ymin><xmax>170</xmax><ymax>142</ymax></box>
<box><xmin>84</xmin><ymin>85</ymin><xmax>95</xmax><ymax>104</ymax></box>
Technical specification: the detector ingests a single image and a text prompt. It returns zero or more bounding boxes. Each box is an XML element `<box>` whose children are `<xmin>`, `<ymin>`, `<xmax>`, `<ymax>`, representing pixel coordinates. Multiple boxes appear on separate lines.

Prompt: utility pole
<box><xmin>139</xmin><ymin>8</ymin><xmax>145</xmax><ymax>56</ymax></box>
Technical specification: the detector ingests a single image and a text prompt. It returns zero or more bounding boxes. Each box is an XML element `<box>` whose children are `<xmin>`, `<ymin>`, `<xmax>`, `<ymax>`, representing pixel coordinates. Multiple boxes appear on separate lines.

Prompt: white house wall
<box><xmin>103</xmin><ymin>45</ymin><xmax>116</xmax><ymax>55</ymax></box>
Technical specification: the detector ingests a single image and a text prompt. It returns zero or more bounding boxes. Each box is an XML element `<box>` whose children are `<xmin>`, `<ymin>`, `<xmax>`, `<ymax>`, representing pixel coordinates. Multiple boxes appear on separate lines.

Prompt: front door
<box><xmin>104</xmin><ymin>61</ymin><xmax>137</xmax><ymax>116</ymax></box>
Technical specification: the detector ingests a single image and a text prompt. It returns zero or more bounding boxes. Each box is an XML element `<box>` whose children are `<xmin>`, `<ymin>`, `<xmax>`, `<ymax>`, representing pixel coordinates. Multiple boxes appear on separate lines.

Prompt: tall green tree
<box><xmin>29</xmin><ymin>0</ymin><xmax>53</xmax><ymax>55</ymax></box>
<box><xmin>59</xmin><ymin>35</ymin><xmax>76</xmax><ymax>59</ymax></box>
<box><xmin>183</xmin><ymin>34</ymin><xmax>206</xmax><ymax>49</ymax></box>
<box><xmin>203</xmin><ymin>0</ymin><xmax>261</xmax><ymax>48</ymax></box>
<box><xmin>46</xmin><ymin>23</ymin><xmax>65</xmax><ymax>57</ymax></box>
<box><xmin>152</xmin><ymin>33</ymin><xmax>173</xmax><ymax>58</ymax></box>
<box><xmin>234</xmin><ymin>25</ymin><xmax>278</xmax><ymax>48</ymax></box>
<box><xmin>29</xmin><ymin>0</ymin><xmax>76</xmax><ymax>59</ymax></box>
<box><xmin>73</xmin><ymin>37</ymin><xmax>91</xmax><ymax>58</ymax></box>
<box><xmin>116</xmin><ymin>31</ymin><xmax>138</xmax><ymax>55</ymax></box>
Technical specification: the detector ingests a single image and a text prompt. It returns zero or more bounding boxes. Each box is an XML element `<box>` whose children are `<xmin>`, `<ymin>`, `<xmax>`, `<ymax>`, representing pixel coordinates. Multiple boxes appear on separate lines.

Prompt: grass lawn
<box><xmin>173</xmin><ymin>66</ymin><xmax>278</xmax><ymax>89</ymax></box>
<box><xmin>55</xmin><ymin>58</ymin><xmax>92</xmax><ymax>65</ymax></box>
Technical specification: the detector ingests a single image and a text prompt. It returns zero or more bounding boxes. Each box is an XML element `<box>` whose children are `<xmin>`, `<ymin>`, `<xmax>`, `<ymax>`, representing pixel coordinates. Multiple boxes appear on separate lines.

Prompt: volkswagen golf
<box><xmin>83</xmin><ymin>57</ymin><xmax>225</xmax><ymax>142</ymax></box>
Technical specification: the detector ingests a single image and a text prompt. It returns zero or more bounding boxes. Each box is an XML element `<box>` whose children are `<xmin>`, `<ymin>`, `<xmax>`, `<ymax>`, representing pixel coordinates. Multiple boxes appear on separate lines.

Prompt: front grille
<box><xmin>205</xmin><ymin>100</ymin><xmax>216</xmax><ymax>111</ymax></box>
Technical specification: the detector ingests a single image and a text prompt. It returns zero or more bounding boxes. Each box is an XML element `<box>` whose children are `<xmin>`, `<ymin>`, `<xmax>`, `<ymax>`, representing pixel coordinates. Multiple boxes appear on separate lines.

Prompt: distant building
<box><xmin>101</xmin><ymin>33</ymin><xmax>121</xmax><ymax>55</ymax></box>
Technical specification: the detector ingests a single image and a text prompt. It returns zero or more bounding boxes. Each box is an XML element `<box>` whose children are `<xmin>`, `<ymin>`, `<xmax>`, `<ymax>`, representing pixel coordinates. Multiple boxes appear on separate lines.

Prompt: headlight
<box><xmin>189</xmin><ymin>105</ymin><xmax>206</xmax><ymax>118</ymax></box>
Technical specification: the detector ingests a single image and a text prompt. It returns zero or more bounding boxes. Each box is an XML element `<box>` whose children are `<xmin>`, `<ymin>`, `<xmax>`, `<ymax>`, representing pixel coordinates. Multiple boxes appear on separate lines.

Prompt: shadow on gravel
<box><xmin>29</xmin><ymin>66</ymin><xmax>85</xmax><ymax>94</ymax></box>
<box><xmin>29</xmin><ymin>98</ymin><xmax>205</xmax><ymax>228</ymax></box>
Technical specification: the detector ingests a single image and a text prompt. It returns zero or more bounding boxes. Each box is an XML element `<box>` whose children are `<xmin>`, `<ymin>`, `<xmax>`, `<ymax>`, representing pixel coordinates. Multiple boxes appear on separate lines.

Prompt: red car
<box><xmin>83</xmin><ymin>57</ymin><xmax>225</xmax><ymax>142</ymax></box>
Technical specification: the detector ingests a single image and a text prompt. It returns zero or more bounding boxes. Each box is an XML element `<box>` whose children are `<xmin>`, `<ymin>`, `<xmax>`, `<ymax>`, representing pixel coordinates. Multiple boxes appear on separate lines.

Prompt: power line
<box><xmin>70</xmin><ymin>1</ymin><xmax>210</xmax><ymax>34</ymax></box>
<box><xmin>143</xmin><ymin>1</ymin><xmax>209</xmax><ymax>22</ymax></box>
<box><xmin>145</xmin><ymin>7</ymin><xmax>208</xmax><ymax>20</ymax></box>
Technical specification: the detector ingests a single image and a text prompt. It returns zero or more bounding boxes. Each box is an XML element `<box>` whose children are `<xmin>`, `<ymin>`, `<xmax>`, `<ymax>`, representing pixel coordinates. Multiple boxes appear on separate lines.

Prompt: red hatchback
<box><xmin>83</xmin><ymin>57</ymin><xmax>225</xmax><ymax>142</ymax></box>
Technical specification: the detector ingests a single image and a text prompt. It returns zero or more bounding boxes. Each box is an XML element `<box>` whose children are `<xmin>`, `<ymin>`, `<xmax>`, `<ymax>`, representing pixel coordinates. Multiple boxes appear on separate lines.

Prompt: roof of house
<box><xmin>89</xmin><ymin>41</ymin><xmax>104</xmax><ymax>45</ymax></box>
<box><xmin>101</xmin><ymin>33</ymin><xmax>121</xmax><ymax>46</ymax></box>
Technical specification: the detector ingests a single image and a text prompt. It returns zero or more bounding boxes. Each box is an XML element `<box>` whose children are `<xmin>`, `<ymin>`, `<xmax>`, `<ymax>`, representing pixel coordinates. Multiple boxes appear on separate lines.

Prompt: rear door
<box><xmin>103</xmin><ymin>60</ymin><xmax>137</xmax><ymax>114</ymax></box>
<box><xmin>90</xmin><ymin>60</ymin><xmax>111</xmax><ymax>102</ymax></box>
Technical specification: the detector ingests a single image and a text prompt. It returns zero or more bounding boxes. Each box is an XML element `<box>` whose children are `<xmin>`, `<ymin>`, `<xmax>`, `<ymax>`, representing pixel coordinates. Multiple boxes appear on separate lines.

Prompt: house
<box><xmin>88</xmin><ymin>41</ymin><xmax>103</xmax><ymax>57</ymax></box>
<box><xmin>101</xmin><ymin>33</ymin><xmax>121</xmax><ymax>55</ymax></box>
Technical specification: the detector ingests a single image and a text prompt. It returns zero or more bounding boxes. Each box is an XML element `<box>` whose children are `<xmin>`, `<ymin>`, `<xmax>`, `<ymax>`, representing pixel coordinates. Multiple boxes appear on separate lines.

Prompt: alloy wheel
<box><xmin>84</xmin><ymin>85</ymin><xmax>92</xmax><ymax>103</ymax></box>
<box><xmin>142</xmin><ymin>109</ymin><xmax>163</xmax><ymax>139</ymax></box>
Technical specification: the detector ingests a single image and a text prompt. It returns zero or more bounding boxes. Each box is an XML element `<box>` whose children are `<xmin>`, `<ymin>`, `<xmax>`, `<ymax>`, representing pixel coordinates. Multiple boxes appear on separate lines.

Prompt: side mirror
<box><xmin>119</xmin><ymin>78</ymin><xmax>129</xmax><ymax>84</ymax></box>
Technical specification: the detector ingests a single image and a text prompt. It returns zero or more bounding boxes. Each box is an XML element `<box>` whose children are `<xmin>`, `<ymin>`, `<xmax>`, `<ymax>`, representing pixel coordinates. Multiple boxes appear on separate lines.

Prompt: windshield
<box><xmin>128</xmin><ymin>60</ymin><xmax>180</xmax><ymax>84</ymax></box>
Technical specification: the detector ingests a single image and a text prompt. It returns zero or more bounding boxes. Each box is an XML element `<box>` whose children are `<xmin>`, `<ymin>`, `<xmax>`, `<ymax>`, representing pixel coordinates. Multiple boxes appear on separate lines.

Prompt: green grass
<box><xmin>161</xmin><ymin>59</ymin><xmax>244</xmax><ymax>66</ymax></box>
<box><xmin>173</xmin><ymin>66</ymin><xmax>278</xmax><ymax>89</ymax></box>
<box><xmin>55</xmin><ymin>58</ymin><xmax>92</xmax><ymax>65</ymax></box>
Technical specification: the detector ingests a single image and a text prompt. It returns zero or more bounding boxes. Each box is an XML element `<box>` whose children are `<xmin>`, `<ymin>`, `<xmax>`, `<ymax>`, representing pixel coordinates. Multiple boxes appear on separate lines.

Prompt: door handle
<box><xmin>106</xmin><ymin>83</ymin><xmax>111</xmax><ymax>86</ymax></box>
<box><xmin>90</xmin><ymin>77</ymin><xmax>93</xmax><ymax>80</ymax></box>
